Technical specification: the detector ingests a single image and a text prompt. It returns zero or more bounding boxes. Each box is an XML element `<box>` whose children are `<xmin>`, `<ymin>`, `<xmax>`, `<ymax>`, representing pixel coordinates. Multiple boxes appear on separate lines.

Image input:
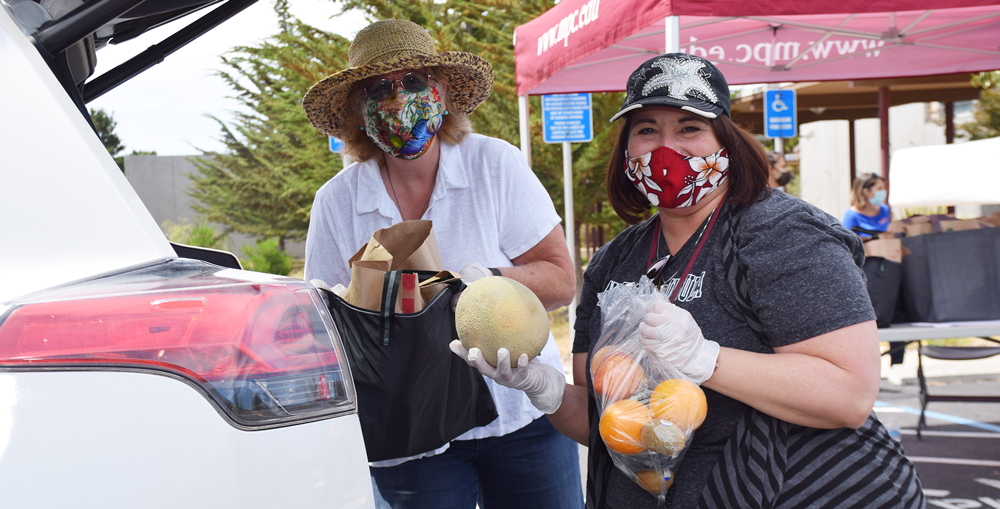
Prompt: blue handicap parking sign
<box><xmin>764</xmin><ymin>90</ymin><xmax>797</xmax><ymax>139</ymax></box>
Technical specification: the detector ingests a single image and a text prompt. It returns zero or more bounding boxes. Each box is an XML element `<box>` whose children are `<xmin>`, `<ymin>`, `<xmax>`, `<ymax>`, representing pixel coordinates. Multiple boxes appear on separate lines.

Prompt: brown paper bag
<box><xmin>864</xmin><ymin>237</ymin><xmax>903</xmax><ymax>263</ymax></box>
<box><xmin>940</xmin><ymin>219</ymin><xmax>983</xmax><ymax>232</ymax></box>
<box><xmin>344</xmin><ymin>220</ymin><xmax>446</xmax><ymax>313</ymax></box>
<box><xmin>903</xmin><ymin>222</ymin><xmax>934</xmax><ymax>237</ymax></box>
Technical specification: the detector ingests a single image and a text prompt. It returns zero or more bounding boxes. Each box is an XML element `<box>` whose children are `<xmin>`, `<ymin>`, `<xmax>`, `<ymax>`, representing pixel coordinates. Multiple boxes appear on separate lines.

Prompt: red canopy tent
<box><xmin>515</xmin><ymin>1</ymin><xmax>1000</xmax><ymax>95</ymax></box>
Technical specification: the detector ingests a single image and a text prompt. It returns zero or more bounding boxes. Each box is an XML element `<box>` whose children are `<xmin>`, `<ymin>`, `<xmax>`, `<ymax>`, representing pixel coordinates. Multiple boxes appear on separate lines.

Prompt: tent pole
<box><xmin>562</xmin><ymin>141</ymin><xmax>576</xmax><ymax>337</ymax></box>
<box><xmin>519</xmin><ymin>94</ymin><xmax>532</xmax><ymax>168</ymax></box>
<box><xmin>879</xmin><ymin>86</ymin><xmax>891</xmax><ymax>183</ymax></box>
<box><xmin>665</xmin><ymin>16</ymin><xmax>680</xmax><ymax>52</ymax></box>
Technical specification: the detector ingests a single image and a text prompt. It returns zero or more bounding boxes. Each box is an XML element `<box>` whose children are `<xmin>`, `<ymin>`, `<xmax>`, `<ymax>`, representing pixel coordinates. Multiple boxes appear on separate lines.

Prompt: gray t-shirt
<box><xmin>573</xmin><ymin>190</ymin><xmax>875</xmax><ymax>508</ymax></box>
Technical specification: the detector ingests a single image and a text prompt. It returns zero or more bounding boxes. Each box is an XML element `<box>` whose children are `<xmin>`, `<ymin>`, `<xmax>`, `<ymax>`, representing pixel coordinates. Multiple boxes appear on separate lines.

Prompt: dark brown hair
<box><xmin>850</xmin><ymin>172</ymin><xmax>884</xmax><ymax>209</ymax></box>
<box><xmin>341</xmin><ymin>67</ymin><xmax>474</xmax><ymax>164</ymax></box>
<box><xmin>606</xmin><ymin>113</ymin><xmax>772</xmax><ymax>225</ymax></box>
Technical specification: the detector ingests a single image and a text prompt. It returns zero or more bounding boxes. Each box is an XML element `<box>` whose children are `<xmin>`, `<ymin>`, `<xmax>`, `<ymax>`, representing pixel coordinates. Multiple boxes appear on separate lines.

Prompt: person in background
<box><xmin>766</xmin><ymin>150</ymin><xmax>792</xmax><ymax>189</ymax></box>
<box><xmin>842</xmin><ymin>172</ymin><xmax>905</xmax><ymax>385</ymax></box>
<box><xmin>454</xmin><ymin>52</ymin><xmax>923</xmax><ymax>508</ymax></box>
<box><xmin>301</xmin><ymin>19</ymin><xmax>582</xmax><ymax>509</ymax></box>
<box><xmin>842</xmin><ymin>172</ymin><xmax>891</xmax><ymax>236</ymax></box>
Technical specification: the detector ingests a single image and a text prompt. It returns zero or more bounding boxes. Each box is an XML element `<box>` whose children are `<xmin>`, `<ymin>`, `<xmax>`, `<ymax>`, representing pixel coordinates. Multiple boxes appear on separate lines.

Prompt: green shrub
<box><xmin>161</xmin><ymin>218</ymin><xmax>226</xmax><ymax>249</ymax></box>
<box><xmin>241</xmin><ymin>238</ymin><xmax>294</xmax><ymax>276</ymax></box>
<box><xmin>188</xmin><ymin>220</ymin><xmax>222</xmax><ymax>248</ymax></box>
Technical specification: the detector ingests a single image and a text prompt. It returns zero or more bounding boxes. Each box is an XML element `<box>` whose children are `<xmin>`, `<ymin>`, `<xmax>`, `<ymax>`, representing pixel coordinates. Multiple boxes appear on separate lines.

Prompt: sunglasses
<box><xmin>362</xmin><ymin>72</ymin><xmax>432</xmax><ymax>102</ymax></box>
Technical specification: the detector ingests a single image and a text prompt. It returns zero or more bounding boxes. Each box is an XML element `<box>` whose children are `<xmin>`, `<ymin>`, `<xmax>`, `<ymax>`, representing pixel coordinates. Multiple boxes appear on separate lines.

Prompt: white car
<box><xmin>0</xmin><ymin>0</ymin><xmax>374</xmax><ymax>506</ymax></box>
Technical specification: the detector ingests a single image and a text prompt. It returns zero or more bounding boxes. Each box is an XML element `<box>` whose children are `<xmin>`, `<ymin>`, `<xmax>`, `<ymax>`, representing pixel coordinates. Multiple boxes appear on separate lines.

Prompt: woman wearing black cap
<box><xmin>455</xmin><ymin>53</ymin><xmax>924</xmax><ymax>508</ymax></box>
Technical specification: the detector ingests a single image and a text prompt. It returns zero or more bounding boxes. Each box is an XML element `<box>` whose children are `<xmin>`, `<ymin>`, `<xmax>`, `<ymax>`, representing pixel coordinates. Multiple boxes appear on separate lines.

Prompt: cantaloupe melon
<box><xmin>455</xmin><ymin>276</ymin><xmax>549</xmax><ymax>368</ymax></box>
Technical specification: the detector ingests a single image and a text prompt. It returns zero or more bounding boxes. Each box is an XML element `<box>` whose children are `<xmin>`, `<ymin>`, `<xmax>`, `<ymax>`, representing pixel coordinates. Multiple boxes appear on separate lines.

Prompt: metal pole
<box><xmin>562</xmin><ymin>141</ymin><xmax>576</xmax><ymax>337</ymax></box>
<box><xmin>665</xmin><ymin>16</ymin><xmax>680</xmax><ymax>53</ymax></box>
<box><xmin>768</xmin><ymin>83</ymin><xmax>783</xmax><ymax>155</ymax></box>
<box><xmin>519</xmin><ymin>94</ymin><xmax>532</xmax><ymax>168</ymax></box>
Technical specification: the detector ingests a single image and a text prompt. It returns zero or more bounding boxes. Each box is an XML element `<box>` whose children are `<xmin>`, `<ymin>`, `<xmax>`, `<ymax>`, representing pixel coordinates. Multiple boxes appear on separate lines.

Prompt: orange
<box><xmin>599</xmin><ymin>399</ymin><xmax>650</xmax><ymax>455</ymax></box>
<box><xmin>649</xmin><ymin>378</ymin><xmax>708</xmax><ymax>432</ymax></box>
<box><xmin>635</xmin><ymin>469</ymin><xmax>674</xmax><ymax>495</ymax></box>
<box><xmin>593</xmin><ymin>352</ymin><xmax>645</xmax><ymax>402</ymax></box>
<box><xmin>640</xmin><ymin>420</ymin><xmax>686</xmax><ymax>457</ymax></box>
<box><xmin>589</xmin><ymin>346</ymin><xmax>612</xmax><ymax>377</ymax></box>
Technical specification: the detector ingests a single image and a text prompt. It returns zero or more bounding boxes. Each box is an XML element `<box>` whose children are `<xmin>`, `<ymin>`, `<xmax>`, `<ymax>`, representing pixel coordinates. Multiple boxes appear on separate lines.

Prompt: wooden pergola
<box><xmin>731</xmin><ymin>73</ymin><xmax>981</xmax><ymax>181</ymax></box>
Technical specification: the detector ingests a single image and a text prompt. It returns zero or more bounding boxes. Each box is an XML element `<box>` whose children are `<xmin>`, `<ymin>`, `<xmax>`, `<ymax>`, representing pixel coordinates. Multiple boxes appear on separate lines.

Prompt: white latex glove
<box><xmin>309</xmin><ymin>279</ymin><xmax>346</xmax><ymax>307</ymax></box>
<box><xmin>638</xmin><ymin>300</ymin><xmax>720</xmax><ymax>385</ymax></box>
<box><xmin>451</xmin><ymin>261</ymin><xmax>494</xmax><ymax>311</ymax></box>
<box><xmin>449</xmin><ymin>340</ymin><xmax>566</xmax><ymax>414</ymax></box>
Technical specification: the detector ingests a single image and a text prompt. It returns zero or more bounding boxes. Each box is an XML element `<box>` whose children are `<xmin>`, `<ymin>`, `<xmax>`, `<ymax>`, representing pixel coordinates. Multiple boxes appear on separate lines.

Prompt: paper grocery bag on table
<box><xmin>343</xmin><ymin>220</ymin><xmax>446</xmax><ymax>313</ymax></box>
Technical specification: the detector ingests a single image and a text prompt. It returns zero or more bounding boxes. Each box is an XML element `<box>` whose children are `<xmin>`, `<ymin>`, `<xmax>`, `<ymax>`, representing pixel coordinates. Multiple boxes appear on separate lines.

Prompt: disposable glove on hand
<box><xmin>309</xmin><ymin>279</ymin><xmax>346</xmax><ymax>308</ymax></box>
<box><xmin>449</xmin><ymin>340</ymin><xmax>566</xmax><ymax>414</ymax></box>
<box><xmin>638</xmin><ymin>300</ymin><xmax>720</xmax><ymax>384</ymax></box>
<box><xmin>451</xmin><ymin>261</ymin><xmax>494</xmax><ymax>311</ymax></box>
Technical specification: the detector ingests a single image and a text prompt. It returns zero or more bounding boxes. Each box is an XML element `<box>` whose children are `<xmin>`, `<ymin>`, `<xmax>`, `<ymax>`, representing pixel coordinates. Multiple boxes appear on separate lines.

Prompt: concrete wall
<box><xmin>124</xmin><ymin>155</ymin><xmax>306</xmax><ymax>258</ymax></box>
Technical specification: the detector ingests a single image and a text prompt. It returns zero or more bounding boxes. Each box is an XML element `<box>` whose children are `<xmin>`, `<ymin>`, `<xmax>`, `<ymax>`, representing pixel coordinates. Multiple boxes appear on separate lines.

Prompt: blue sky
<box><xmin>89</xmin><ymin>0</ymin><xmax>368</xmax><ymax>155</ymax></box>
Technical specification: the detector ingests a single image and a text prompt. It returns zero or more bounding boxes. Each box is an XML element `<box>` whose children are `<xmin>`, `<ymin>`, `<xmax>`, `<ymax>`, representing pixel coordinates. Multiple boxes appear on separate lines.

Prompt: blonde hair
<box><xmin>340</xmin><ymin>68</ymin><xmax>474</xmax><ymax>164</ymax></box>
<box><xmin>850</xmin><ymin>173</ymin><xmax>884</xmax><ymax>209</ymax></box>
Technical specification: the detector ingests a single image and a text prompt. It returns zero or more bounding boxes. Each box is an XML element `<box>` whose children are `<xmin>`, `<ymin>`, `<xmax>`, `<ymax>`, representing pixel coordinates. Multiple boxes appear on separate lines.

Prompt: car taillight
<box><xmin>0</xmin><ymin>259</ymin><xmax>357</xmax><ymax>429</ymax></box>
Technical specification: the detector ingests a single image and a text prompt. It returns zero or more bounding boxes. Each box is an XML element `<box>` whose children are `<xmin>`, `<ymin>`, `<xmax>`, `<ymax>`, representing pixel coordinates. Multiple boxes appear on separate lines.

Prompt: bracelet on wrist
<box><xmin>489</xmin><ymin>267</ymin><xmax>502</xmax><ymax>277</ymax></box>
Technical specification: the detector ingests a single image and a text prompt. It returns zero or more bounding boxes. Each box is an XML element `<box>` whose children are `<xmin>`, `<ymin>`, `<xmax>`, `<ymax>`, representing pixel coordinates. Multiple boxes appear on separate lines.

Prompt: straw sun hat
<box><xmin>303</xmin><ymin>19</ymin><xmax>495</xmax><ymax>138</ymax></box>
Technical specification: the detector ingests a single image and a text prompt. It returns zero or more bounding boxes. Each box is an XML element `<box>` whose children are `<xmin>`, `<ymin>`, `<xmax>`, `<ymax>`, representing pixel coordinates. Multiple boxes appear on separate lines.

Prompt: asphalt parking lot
<box><xmin>875</xmin><ymin>372</ymin><xmax>1000</xmax><ymax>508</ymax></box>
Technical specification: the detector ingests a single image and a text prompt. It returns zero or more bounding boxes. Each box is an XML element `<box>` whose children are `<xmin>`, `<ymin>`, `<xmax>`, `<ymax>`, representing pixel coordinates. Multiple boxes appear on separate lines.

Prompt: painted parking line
<box><xmin>874</xmin><ymin>401</ymin><xmax>1000</xmax><ymax>433</ymax></box>
<box><xmin>900</xmin><ymin>429</ymin><xmax>1000</xmax><ymax>439</ymax></box>
<box><xmin>906</xmin><ymin>457</ymin><xmax>1000</xmax><ymax>467</ymax></box>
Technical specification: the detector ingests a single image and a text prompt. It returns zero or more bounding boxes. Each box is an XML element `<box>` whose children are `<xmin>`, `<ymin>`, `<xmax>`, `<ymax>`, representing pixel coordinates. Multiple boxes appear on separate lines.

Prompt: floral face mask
<box><xmin>624</xmin><ymin>146</ymin><xmax>729</xmax><ymax>208</ymax></box>
<box><xmin>361</xmin><ymin>83</ymin><xmax>445</xmax><ymax>160</ymax></box>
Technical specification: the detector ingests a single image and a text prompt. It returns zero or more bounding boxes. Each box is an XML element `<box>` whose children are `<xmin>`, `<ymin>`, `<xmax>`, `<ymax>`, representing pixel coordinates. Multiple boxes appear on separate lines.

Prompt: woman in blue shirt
<box><xmin>842</xmin><ymin>173</ymin><xmax>891</xmax><ymax>236</ymax></box>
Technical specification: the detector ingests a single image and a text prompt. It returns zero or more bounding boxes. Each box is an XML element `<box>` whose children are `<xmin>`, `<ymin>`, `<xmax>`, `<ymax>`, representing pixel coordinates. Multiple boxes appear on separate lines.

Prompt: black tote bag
<box><xmin>901</xmin><ymin>227</ymin><xmax>1000</xmax><ymax>322</ymax></box>
<box><xmin>322</xmin><ymin>270</ymin><xmax>498</xmax><ymax>462</ymax></box>
<box><xmin>862</xmin><ymin>256</ymin><xmax>904</xmax><ymax>328</ymax></box>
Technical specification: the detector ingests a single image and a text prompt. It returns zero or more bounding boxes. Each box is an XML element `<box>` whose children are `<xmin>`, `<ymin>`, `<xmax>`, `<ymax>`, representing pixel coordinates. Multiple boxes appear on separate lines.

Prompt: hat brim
<box><xmin>609</xmin><ymin>96</ymin><xmax>726</xmax><ymax>123</ymax></box>
<box><xmin>303</xmin><ymin>52</ymin><xmax>494</xmax><ymax>138</ymax></box>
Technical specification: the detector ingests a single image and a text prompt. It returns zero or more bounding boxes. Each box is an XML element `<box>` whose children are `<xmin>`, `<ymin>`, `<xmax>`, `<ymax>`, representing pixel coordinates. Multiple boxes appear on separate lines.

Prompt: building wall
<box><xmin>124</xmin><ymin>155</ymin><xmax>306</xmax><ymax>258</ymax></box>
<box><xmin>799</xmin><ymin>101</ymin><xmax>986</xmax><ymax>222</ymax></box>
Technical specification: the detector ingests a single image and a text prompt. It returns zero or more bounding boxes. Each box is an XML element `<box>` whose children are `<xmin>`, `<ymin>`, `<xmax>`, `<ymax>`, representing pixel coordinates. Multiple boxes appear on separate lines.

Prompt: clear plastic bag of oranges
<box><xmin>591</xmin><ymin>277</ymin><xmax>708</xmax><ymax>503</ymax></box>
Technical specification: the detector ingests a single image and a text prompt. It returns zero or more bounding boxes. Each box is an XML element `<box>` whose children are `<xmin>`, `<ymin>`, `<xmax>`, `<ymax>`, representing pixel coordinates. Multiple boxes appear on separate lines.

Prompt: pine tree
<box><xmin>188</xmin><ymin>1</ymin><xmax>352</xmax><ymax>250</ymax></box>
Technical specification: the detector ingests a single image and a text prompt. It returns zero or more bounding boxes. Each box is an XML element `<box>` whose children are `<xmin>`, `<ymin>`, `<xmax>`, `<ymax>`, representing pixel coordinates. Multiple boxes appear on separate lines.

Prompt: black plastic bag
<box><xmin>322</xmin><ymin>270</ymin><xmax>498</xmax><ymax>462</ymax></box>
<box><xmin>862</xmin><ymin>256</ymin><xmax>904</xmax><ymax>328</ymax></box>
<box><xmin>901</xmin><ymin>227</ymin><xmax>1000</xmax><ymax>322</ymax></box>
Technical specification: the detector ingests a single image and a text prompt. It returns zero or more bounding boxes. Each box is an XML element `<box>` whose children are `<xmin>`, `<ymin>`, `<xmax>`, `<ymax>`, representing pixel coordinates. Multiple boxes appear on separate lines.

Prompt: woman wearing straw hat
<box><xmin>302</xmin><ymin>19</ymin><xmax>583</xmax><ymax>509</ymax></box>
<box><xmin>453</xmin><ymin>53</ymin><xmax>923</xmax><ymax>508</ymax></box>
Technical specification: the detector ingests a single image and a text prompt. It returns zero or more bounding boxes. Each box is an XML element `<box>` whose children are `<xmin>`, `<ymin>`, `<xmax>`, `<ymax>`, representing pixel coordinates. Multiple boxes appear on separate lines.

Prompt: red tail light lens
<box><xmin>0</xmin><ymin>259</ymin><xmax>357</xmax><ymax>429</ymax></box>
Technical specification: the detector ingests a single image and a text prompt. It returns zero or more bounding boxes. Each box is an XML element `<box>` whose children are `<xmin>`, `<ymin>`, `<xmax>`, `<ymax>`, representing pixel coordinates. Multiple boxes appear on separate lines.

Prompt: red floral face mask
<box><xmin>624</xmin><ymin>146</ymin><xmax>729</xmax><ymax>208</ymax></box>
